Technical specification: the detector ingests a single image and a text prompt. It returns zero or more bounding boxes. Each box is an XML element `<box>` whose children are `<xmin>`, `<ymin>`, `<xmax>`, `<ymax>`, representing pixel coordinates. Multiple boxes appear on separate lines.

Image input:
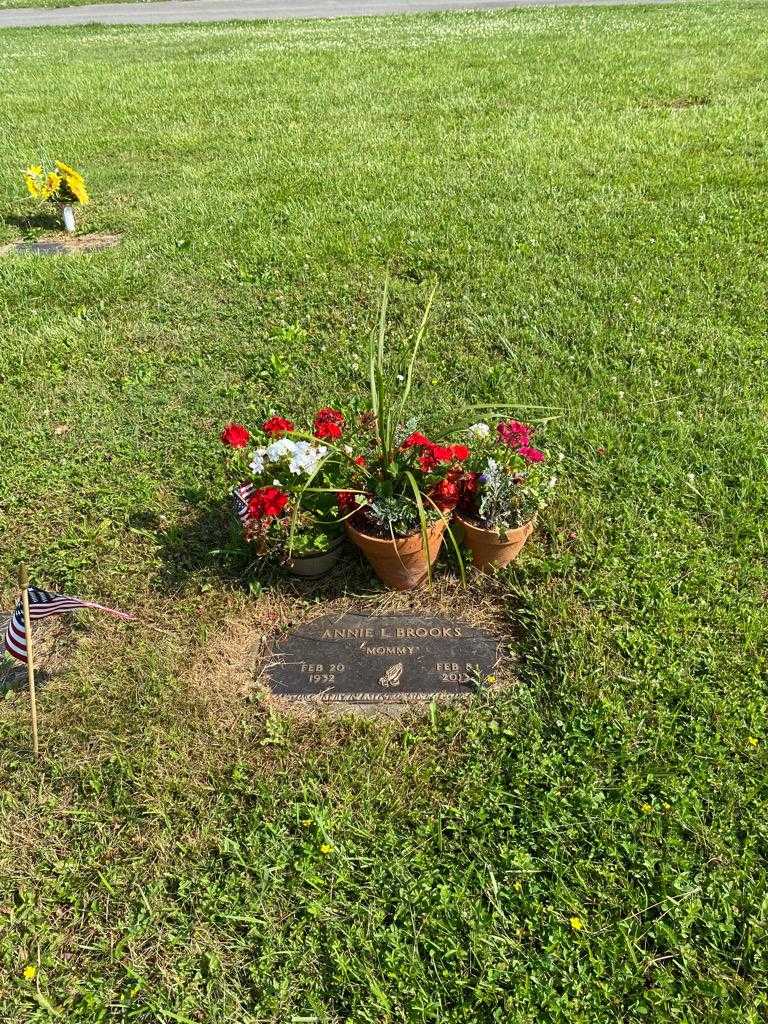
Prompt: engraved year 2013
<box><xmin>436</xmin><ymin>662</ymin><xmax>482</xmax><ymax>682</ymax></box>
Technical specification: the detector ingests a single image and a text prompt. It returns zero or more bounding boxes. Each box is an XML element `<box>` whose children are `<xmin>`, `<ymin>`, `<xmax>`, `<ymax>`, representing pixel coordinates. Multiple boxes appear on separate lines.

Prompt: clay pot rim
<box><xmin>454</xmin><ymin>512</ymin><xmax>535</xmax><ymax>540</ymax></box>
<box><xmin>345</xmin><ymin>518</ymin><xmax>446</xmax><ymax>549</ymax></box>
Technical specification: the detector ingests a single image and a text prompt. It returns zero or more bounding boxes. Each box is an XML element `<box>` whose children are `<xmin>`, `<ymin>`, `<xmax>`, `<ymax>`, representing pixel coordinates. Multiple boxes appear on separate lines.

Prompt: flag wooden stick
<box><xmin>18</xmin><ymin>564</ymin><xmax>38</xmax><ymax>759</ymax></box>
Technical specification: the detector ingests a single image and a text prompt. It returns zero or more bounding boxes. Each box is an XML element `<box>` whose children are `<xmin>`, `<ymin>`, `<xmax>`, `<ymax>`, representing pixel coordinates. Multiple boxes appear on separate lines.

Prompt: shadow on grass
<box><xmin>3</xmin><ymin>209</ymin><xmax>62</xmax><ymax>235</ymax></box>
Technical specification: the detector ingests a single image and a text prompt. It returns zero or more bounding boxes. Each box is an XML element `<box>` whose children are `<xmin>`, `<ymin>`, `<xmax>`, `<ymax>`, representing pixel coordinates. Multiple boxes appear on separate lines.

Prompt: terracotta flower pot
<box><xmin>454</xmin><ymin>513</ymin><xmax>535</xmax><ymax>571</ymax></box>
<box><xmin>345</xmin><ymin>518</ymin><xmax>447</xmax><ymax>590</ymax></box>
<box><xmin>286</xmin><ymin>536</ymin><xmax>344</xmax><ymax>578</ymax></box>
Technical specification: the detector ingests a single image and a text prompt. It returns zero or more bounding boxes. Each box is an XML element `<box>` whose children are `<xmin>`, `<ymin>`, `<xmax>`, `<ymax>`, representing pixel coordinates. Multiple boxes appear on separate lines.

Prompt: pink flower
<box><xmin>497</xmin><ymin>419</ymin><xmax>534</xmax><ymax>449</ymax></box>
<box><xmin>519</xmin><ymin>445</ymin><xmax>545</xmax><ymax>463</ymax></box>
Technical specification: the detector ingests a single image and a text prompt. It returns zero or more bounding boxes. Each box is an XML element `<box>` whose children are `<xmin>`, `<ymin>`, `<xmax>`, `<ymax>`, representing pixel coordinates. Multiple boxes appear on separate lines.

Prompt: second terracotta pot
<box><xmin>345</xmin><ymin>518</ymin><xmax>447</xmax><ymax>590</ymax></box>
<box><xmin>454</xmin><ymin>513</ymin><xmax>534</xmax><ymax>571</ymax></box>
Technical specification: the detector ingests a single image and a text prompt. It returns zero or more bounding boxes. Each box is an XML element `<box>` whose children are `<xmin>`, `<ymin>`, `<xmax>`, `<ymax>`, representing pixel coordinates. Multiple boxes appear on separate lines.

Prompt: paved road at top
<box><xmin>0</xmin><ymin>0</ymin><xmax>676</xmax><ymax>30</ymax></box>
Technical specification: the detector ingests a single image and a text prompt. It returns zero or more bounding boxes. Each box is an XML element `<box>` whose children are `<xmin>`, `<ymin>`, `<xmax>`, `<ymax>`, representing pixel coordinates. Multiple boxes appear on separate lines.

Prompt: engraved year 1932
<box><xmin>300</xmin><ymin>661</ymin><xmax>346</xmax><ymax>685</ymax></box>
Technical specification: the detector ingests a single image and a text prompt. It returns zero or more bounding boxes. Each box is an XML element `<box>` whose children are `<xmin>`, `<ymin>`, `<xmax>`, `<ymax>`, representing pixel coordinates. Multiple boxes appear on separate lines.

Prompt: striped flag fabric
<box><xmin>233</xmin><ymin>482</ymin><xmax>255</xmax><ymax>526</ymax></box>
<box><xmin>4</xmin><ymin>587</ymin><xmax>134</xmax><ymax>663</ymax></box>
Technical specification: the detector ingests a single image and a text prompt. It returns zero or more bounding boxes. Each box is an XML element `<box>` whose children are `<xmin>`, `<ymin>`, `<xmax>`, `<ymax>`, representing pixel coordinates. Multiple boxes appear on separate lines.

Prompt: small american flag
<box><xmin>4</xmin><ymin>587</ymin><xmax>134</xmax><ymax>664</ymax></box>
<box><xmin>233</xmin><ymin>482</ymin><xmax>255</xmax><ymax>527</ymax></box>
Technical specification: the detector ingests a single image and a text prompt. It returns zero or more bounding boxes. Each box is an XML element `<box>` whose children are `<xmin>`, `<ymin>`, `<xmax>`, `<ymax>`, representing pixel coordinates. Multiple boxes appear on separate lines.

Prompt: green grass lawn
<box><xmin>1</xmin><ymin>3</ymin><xmax>767</xmax><ymax>1020</ymax></box>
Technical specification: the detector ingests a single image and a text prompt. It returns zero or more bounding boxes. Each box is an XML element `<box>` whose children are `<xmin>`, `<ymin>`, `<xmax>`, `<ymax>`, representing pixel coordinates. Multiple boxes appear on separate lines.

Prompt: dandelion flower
<box><xmin>748</xmin><ymin>737</ymin><xmax>759</xmax><ymax>747</ymax></box>
<box><xmin>569</xmin><ymin>916</ymin><xmax>583</xmax><ymax>931</ymax></box>
<box><xmin>23</xmin><ymin>965</ymin><xmax>36</xmax><ymax>981</ymax></box>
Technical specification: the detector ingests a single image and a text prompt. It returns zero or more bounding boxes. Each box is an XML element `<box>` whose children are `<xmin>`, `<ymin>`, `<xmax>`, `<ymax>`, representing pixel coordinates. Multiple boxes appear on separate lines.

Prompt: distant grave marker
<box><xmin>0</xmin><ymin>234</ymin><xmax>121</xmax><ymax>257</ymax></box>
<box><xmin>13</xmin><ymin>240</ymin><xmax>69</xmax><ymax>255</ymax></box>
<box><xmin>264</xmin><ymin>613</ymin><xmax>499</xmax><ymax>707</ymax></box>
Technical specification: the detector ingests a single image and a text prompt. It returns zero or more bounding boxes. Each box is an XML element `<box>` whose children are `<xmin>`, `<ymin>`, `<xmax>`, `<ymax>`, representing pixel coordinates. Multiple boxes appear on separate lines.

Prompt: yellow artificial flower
<box><xmin>24</xmin><ymin>174</ymin><xmax>41</xmax><ymax>198</ymax></box>
<box><xmin>319</xmin><ymin>843</ymin><xmax>333</xmax><ymax>855</ymax></box>
<box><xmin>569</xmin><ymin>916</ymin><xmax>583</xmax><ymax>931</ymax></box>
<box><xmin>43</xmin><ymin>172</ymin><xmax>62</xmax><ymax>199</ymax></box>
<box><xmin>55</xmin><ymin>160</ymin><xmax>83</xmax><ymax>181</ymax></box>
<box><xmin>55</xmin><ymin>161</ymin><xmax>89</xmax><ymax>204</ymax></box>
<box><xmin>23</xmin><ymin>965</ymin><xmax>36</xmax><ymax>981</ymax></box>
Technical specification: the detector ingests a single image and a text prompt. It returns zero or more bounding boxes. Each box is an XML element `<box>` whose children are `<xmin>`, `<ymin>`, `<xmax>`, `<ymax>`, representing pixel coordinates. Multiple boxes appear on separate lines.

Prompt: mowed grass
<box><xmin>1</xmin><ymin>3</ymin><xmax>767</xmax><ymax>1020</ymax></box>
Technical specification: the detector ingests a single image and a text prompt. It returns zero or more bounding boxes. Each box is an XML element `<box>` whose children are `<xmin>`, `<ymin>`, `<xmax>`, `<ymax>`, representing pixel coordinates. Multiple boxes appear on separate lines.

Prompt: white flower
<box><xmin>468</xmin><ymin>422</ymin><xmax>490</xmax><ymax>438</ymax></box>
<box><xmin>249</xmin><ymin>448</ymin><xmax>266</xmax><ymax>473</ymax></box>
<box><xmin>266</xmin><ymin>438</ymin><xmax>296</xmax><ymax>462</ymax></box>
<box><xmin>548</xmin><ymin>476</ymin><xmax>558</xmax><ymax>489</ymax></box>
<box><xmin>288</xmin><ymin>441</ymin><xmax>327</xmax><ymax>476</ymax></box>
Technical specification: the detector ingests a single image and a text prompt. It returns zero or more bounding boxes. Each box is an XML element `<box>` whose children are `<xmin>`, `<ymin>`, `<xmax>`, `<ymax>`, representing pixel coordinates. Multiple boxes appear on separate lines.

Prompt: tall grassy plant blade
<box><xmin>404</xmin><ymin>469</ymin><xmax>433</xmax><ymax>586</ymax></box>
<box><xmin>369</xmin><ymin>275</ymin><xmax>390</xmax><ymax>461</ymax></box>
<box><xmin>395</xmin><ymin>280</ymin><xmax>437</xmax><ymax>435</ymax></box>
<box><xmin>423</xmin><ymin>492</ymin><xmax>466</xmax><ymax>589</ymax></box>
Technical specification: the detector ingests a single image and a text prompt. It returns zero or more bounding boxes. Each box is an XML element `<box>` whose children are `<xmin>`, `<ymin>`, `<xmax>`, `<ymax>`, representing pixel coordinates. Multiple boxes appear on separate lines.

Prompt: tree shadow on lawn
<box><xmin>149</xmin><ymin>488</ymin><xmax>502</xmax><ymax>609</ymax></box>
<box><xmin>147</xmin><ymin>488</ymin><xmax>374</xmax><ymax>598</ymax></box>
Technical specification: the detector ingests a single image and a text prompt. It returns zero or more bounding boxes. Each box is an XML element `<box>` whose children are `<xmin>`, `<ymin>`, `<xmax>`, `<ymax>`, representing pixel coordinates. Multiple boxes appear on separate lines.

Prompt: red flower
<box><xmin>353</xmin><ymin>455</ymin><xmax>366</xmax><ymax>466</ymax></box>
<box><xmin>497</xmin><ymin>419</ymin><xmax>534</xmax><ymax>449</ymax></box>
<box><xmin>314</xmin><ymin>420</ymin><xmax>343</xmax><ymax>441</ymax></box>
<box><xmin>313</xmin><ymin>408</ymin><xmax>345</xmax><ymax>440</ymax></box>
<box><xmin>519</xmin><ymin>445</ymin><xmax>545</xmax><ymax>463</ymax></box>
<box><xmin>337</xmin><ymin>490</ymin><xmax>359</xmax><ymax>513</ymax></box>
<box><xmin>248</xmin><ymin>486</ymin><xmax>288</xmax><ymax>519</ymax></box>
<box><xmin>262</xmin><ymin>416</ymin><xmax>294</xmax><ymax>437</ymax></box>
<box><xmin>417</xmin><ymin>451</ymin><xmax>437</xmax><ymax>472</ymax></box>
<box><xmin>430</xmin><ymin>478</ymin><xmax>460</xmax><ymax>511</ymax></box>
<box><xmin>430</xmin><ymin>445</ymin><xmax>456</xmax><ymax>464</ymax></box>
<box><xmin>401</xmin><ymin>431</ymin><xmax>432</xmax><ymax>449</ymax></box>
<box><xmin>220</xmin><ymin>423</ymin><xmax>250</xmax><ymax>448</ymax></box>
<box><xmin>450</xmin><ymin>444</ymin><xmax>470</xmax><ymax>461</ymax></box>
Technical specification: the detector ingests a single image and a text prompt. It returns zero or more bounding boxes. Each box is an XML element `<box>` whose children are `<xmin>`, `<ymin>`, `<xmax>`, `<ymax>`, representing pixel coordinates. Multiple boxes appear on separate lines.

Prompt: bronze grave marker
<box><xmin>264</xmin><ymin>613</ymin><xmax>499</xmax><ymax>705</ymax></box>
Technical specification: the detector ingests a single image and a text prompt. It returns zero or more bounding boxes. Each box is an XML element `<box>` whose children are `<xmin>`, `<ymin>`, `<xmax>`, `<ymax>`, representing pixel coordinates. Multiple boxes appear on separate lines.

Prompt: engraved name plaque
<box><xmin>264</xmin><ymin>613</ymin><xmax>499</xmax><ymax>704</ymax></box>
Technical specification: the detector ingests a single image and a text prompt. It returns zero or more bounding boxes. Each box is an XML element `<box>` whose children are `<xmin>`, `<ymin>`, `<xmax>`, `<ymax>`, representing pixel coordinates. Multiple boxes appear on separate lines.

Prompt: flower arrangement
<box><xmin>458</xmin><ymin>418</ymin><xmax>552</xmax><ymax>531</ymax></box>
<box><xmin>220</xmin><ymin>411</ymin><xmax>350</xmax><ymax>573</ymax></box>
<box><xmin>23</xmin><ymin>161</ymin><xmax>89</xmax><ymax>233</ymax></box>
<box><xmin>217</xmin><ymin>280</ymin><xmax>558</xmax><ymax>586</ymax></box>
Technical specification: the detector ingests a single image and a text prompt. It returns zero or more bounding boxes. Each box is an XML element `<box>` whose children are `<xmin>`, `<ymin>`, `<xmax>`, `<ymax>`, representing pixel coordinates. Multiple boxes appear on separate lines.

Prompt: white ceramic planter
<box><xmin>287</xmin><ymin>536</ymin><xmax>344</xmax><ymax>578</ymax></box>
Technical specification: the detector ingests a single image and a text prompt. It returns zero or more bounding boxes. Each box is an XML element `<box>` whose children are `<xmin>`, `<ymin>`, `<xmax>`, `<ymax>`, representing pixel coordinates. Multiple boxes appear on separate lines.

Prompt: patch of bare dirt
<box><xmin>0</xmin><ymin>232</ymin><xmax>122</xmax><ymax>256</ymax></box>
<box><xmin>187</xmin><ymin>568</ymin><xmax>519</xmax><ymax>724</ymax></box>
